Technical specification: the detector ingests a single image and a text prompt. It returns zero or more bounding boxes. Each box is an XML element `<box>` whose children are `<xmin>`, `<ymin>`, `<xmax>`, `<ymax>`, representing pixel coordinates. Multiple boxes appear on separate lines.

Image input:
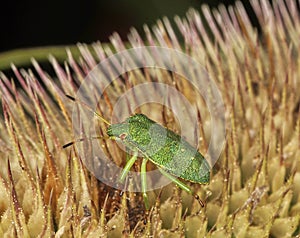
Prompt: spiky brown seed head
<box><xmin>0</xmin><ymin>1</ymin><xmax>300</xmax><ymax>237</ymax></box>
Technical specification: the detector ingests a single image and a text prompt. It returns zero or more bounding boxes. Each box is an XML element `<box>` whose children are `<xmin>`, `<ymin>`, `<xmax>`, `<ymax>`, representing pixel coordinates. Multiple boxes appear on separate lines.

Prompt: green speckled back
<box><xmin>107</xmin><ymin>114</ymin><xmax>210</xmax><ymax>184</ymax></box>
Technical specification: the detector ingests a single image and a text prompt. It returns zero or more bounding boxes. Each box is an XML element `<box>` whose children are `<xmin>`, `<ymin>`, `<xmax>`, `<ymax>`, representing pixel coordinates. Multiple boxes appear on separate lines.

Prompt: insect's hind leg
<box><xmin>119</xmin><ymin>150</ymin><xmax>138</xmax><ymax>183</ymax></box>
<box><xmin>141</xmin><ymin>158</ymin><xmax>150</xmax><ymax>210</ymax></box>
<box><xmin>158</xmin><ymin>167</ymin><xmax>205</xmax><ymax>207</ymax></box>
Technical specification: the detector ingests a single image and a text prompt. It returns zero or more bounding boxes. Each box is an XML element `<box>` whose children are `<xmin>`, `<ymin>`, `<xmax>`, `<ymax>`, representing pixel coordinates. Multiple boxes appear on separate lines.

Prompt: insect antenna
<box><xmin>62</xmin><ymin>141</ymin><xmax>78</xmax><ymax>149</ymax></box>
<box><xmin>65</xmin><ymin>95</ymin><xmax>111</xmax><ymax>126</ymax></box>
<box><xmin>62</xmin><ymin>136</ymin><xmax>104</xmax><ymax>149</ymax></box>
<box><xmin>63</xmin><ymin>95</ymin><xmax>111</xmax><ymax>148</ymax></box>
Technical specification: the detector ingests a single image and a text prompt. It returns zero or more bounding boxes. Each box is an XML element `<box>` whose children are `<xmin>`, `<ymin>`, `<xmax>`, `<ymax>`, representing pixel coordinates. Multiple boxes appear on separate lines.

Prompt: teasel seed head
<box><xmin>0</xmin><ymin>0</ymin><xmax>300</xmax><ymax>237</ymax></box>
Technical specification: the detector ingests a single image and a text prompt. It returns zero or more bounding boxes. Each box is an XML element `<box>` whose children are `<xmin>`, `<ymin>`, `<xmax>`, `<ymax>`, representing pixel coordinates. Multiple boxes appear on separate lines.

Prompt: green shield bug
<box><xmin>64</xmin><ymin>95</ymin><xmax>210</xmax><ymax>210</ymax></box>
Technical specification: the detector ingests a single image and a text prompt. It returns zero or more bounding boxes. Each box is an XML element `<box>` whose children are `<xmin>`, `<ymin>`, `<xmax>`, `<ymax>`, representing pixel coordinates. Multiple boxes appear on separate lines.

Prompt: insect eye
<box><xmin>119</xmin><ymin>133</ymin><xmax>127</xmax><ymax>140</ymax></box>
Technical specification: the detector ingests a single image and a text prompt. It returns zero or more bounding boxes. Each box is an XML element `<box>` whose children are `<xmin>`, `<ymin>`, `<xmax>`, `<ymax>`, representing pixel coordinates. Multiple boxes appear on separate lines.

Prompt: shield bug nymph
<box><xmin>63</xmin><ymin>95</ymin><xmax>210</xmax><ymax>209</ymax></box>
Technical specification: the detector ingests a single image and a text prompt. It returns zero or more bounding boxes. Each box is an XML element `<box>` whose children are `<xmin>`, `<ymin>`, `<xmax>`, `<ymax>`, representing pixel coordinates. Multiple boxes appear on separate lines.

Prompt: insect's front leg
<box><xmin>119</xmin><ymin>149</ymin><xmax>138</xmax><ymax>183</ymax></box>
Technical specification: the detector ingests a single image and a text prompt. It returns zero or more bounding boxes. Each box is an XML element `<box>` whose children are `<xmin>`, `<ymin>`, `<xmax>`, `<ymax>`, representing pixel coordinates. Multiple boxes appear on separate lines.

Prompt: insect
<box><xmin>64</xmin><ymin>95</ymin><xmax>210</xmax><ymax>209</ymax></box>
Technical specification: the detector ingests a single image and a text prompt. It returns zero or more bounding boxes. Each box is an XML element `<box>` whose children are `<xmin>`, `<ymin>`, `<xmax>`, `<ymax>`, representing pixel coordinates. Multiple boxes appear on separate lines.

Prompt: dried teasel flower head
<box><xmin>0</xmin><ymin>0</ymin><xmax>300</xmax><ymax>237</ymax></box>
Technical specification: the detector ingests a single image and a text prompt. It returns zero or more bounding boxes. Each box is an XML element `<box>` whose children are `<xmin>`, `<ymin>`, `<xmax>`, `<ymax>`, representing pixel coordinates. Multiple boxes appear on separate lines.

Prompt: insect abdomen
<box><xmin>126</xmin><ymin>114</ymin><xmax>210</xmax><ymax>184</ymax></box>
<box><xmin>150</xmin><ymin>131</ymin><xmax>210</xmax><ymax>184</ymax></box>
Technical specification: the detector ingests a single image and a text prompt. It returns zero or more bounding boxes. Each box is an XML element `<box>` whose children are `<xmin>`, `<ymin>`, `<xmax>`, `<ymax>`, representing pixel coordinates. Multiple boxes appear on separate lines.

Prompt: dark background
<box><xmin>0</xmin><ymin>0</ymin><xmax>257</xmax><ymax>53</ymax></box>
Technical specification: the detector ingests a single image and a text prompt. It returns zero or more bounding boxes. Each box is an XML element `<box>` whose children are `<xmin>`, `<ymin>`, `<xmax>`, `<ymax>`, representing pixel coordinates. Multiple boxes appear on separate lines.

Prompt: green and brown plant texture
<box><xmin>0</xmin><ymin>0</ymin><xmax>300</xmax><ymax>237</ymax></box>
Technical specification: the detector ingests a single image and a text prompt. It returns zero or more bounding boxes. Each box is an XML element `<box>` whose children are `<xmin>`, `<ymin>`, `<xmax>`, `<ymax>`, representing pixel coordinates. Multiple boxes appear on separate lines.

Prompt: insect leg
<box><xmin>158</xmin><ymin>167</ymin><xmax>205</xmax><ymax>207</ymax></box>
<box><xmin>126</xmin><ymin>147</ymin><xmax>131</xmax><ymax>162</ymax></box>
<box><xmin>141</xmin><ymin>158</ymin><xmax>150</xmax><ymax>210</ymax></box>
<box><xmin>119</xmin><ymin>150</ymin><xmax>138</xmax><ymax>183</ymax></box>
<box><xmin>119</xmin><ymin>148</ymin><xmax>134</xmax><ymax>197</ymax></box>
